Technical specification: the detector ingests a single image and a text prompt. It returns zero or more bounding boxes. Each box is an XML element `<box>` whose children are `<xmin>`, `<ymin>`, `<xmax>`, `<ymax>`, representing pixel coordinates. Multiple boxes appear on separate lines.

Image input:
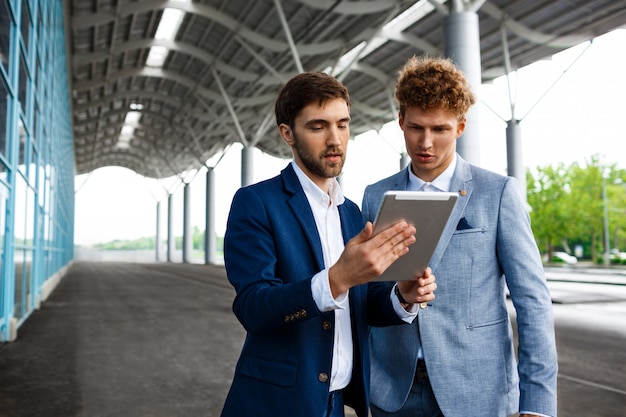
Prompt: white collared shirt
<box><xmin>407</xmin><ymin>153</ymin><xmax>457</xmax><ymax>192</ymax></box>
<box><xmin>406</xmin><ymin>154</ymin><xmax>457</xmax><ymax>360</ymax></box>
<box><xmin>291</xmin><ymin>162</ymin><xmax>353</xmax><ymax>392</ymax></box>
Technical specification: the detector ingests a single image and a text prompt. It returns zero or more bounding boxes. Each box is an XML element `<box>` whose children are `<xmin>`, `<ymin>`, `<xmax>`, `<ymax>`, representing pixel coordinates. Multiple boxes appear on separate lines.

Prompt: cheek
<box><xmin>403</xmin><ymin>131</ymin><xmax>421</xmax><ymax>146</ymax></box>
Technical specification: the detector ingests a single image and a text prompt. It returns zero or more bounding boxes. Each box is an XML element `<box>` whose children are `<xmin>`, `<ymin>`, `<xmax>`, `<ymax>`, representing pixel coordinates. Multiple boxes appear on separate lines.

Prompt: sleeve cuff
<box><xmin>392</xmin><ymin>284</ymin><xmax>418</xmax><ymax>322</ymax></box>
<box><xmin>311</xmin><ymin>269</ymin><xmax>348</xmax><ymax>312</ymax></box>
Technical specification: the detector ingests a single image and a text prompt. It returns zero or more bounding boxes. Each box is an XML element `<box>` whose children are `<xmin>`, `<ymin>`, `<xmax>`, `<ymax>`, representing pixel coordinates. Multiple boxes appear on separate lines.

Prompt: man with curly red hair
<box><xmin>362</xmin><ymin>56</ymin><xmax>558</xmax><ymax>417</ymax></box>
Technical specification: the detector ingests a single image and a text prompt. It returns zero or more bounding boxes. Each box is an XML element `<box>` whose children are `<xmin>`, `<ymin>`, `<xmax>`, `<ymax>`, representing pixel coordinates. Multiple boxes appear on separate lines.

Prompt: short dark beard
<box><xmin>293</xmin><ymin>132</ymin><xmax>345</xmax><ymax>179</ymax></box>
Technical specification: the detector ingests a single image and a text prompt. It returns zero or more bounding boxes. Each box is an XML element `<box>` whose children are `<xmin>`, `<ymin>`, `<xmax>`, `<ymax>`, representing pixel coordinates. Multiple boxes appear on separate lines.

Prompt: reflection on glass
<box><xmin>20</xmin><ymin>0</ymin><xmax>30</xmax><ymax>49</ymax></box>
<box><xmin>25</xmin><ymin>183</ymin><xmax>34</xmax><ymax>245</ymax></box>
<box><xmin>0</xmin><ymin>0</ymin><xmax>10</xmax><ymax>70</ymax></box>
<box><xmin>18</xmin><ymin>118</ymin><xmax>26</xmax><ymax>175</ymax></box>
<box><xmin>0</xmin><ymin>76</ymin><xmax>7</xmax><ymax>157</ymax></box>
<box><xmin>0</xmin><ymin>183</ymin><xmax>6</xmax><ymax>283</ymax></box>
<box><xmin>19</xmin><ymin>51</ymin><xmax>27</xmax><ymax>114</ymax></box>
<box><xmin>14</xmin><ymin>173</ymin><xmax>26</xmax><ymax>245</ymax></box>
<box><xmin>14</xmin><ymin>248</ymin><xmax>24</xmax><ymax>320</ymax></box>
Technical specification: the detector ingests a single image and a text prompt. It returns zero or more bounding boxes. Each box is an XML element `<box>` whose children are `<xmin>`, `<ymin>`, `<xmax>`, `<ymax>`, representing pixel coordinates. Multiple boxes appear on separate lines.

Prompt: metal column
<box><xmin>182</xmin><ymin>183</ymin><xmax>192</xmax><ymax>263</ymax></box>
<box><xmin>155</xmin><ymin>201</ymin><xmax>162</xmax><ymax>261</ymax></box>
<box><xmin>167</xmin><ymin>194</ymin><xmax>175</xmax><ymax>262</ymax></box>
<box><xmin>204</xmin><ymin>168</ymin><xmax>217</xmax><ymax>264</ymax></box>
<box><xmin>241</xmin><ymin>146</ymin><xmax>254</xmax><ymax>187</ymax></box>
<box><xmin>444</xmin><ymin>11</ymin><xmax>482</xmax><ymax>166</ymax></box>
<box><xmin>506</xmin><ymin>120</ymin><xmax>527</xmax><ymax>202</ymax></box>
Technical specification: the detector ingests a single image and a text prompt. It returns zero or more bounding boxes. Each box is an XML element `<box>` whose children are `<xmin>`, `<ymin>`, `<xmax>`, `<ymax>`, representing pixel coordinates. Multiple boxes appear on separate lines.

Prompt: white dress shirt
<box><xmin>292</xmin><ymin>162</ymin><xmax>417</xmax><ymax>391</ymax></box>
<box><xmin>407</xmin><ymin>154</ymin><xmax>457</xmax><ymax>361</ymax></box>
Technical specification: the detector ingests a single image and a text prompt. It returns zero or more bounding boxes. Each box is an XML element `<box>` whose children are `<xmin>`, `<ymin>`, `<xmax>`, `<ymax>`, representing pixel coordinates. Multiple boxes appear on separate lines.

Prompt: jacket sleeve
<box><xmin>224</xmin><ymin>186</ymin><xmax>322</xmax><ymax>335</ymax></box>
<box><xmin>497</xmin><ymin>177</ymin><xmax>558</xmax><ymax>416</ymax></box>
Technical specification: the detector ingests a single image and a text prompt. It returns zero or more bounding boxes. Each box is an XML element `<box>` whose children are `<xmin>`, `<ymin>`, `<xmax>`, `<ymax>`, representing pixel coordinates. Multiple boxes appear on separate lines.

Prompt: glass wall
<box><xmin>0</xmin><ymin>0</ymin><xmax>74</xmax><ymax>342</ymax></box>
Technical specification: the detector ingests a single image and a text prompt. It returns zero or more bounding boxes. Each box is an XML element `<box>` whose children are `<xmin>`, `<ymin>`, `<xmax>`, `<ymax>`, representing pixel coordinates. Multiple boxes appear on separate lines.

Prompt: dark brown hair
<box><xmin>274</xmin><ymin>72</ymin><xmax>350</xmax><ymax>128</ymax></box>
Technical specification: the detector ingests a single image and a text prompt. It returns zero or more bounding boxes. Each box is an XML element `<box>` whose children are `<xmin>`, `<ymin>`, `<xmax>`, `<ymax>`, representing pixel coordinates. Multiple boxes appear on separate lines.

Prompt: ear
<box><xmin>278</xmin><ymin>123</ymin><xmax>295</xmax><ymax>146</ymax></box>
<box><xmin>456</xmin><ymin>117</ymin><xmax>467</xmax><ymax>138</ymax></box>
<box><xmin>398</xmin><ymin>112</ymin><xmax>405</xmax><ymax>131</ymax></box>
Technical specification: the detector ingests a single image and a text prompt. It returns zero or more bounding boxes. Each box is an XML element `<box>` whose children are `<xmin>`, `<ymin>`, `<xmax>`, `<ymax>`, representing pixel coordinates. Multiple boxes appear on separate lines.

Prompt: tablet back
<box><xmin>372</xmin><ymin>191</ymin><xmax>458</xmax><ymax>281</ymax></box>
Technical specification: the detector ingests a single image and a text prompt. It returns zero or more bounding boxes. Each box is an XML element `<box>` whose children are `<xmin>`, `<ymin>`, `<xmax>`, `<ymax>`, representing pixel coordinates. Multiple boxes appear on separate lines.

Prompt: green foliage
<box><xmin>95</xmin><ymin>236</ymin><xmax>155</xmax><ymax>250</ymax></box>
<box><xmin>527</xmin><ymin>154</ymin><xmax>626</xmax><ymax>264</ymax></box>
<box><xmin>91</xmin><ymin>227</ymin><xmax>225</xmax><ymax>256</ymax></box>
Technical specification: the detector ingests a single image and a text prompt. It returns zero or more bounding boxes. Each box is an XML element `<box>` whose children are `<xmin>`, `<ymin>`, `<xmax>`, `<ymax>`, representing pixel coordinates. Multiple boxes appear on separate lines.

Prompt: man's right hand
<box><xmin>328</xmin><ymin>221</ymin><xmax>416</xmax><ymax>298</ymax></box>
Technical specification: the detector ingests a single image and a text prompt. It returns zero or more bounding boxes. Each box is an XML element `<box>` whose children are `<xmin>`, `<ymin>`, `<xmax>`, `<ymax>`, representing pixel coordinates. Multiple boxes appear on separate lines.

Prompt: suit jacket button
<box><xmin>322</xmin><ymin>321</ymin><xmax>332</xmax><ymax>330</ymax></box>
<box><xmin>318</xmin><ymin>372</ymin><xmax>328</xmax><ymax>383</ymax></box>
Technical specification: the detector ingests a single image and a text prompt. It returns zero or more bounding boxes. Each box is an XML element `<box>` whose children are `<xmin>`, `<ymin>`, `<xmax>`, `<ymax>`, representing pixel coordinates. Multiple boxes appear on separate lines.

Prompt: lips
<box><xmin>416</xmin><ymin>153</ymin><xmax>434</xmax><ymax>163</ymax></box>
<box><xmin>324</xmin><ymin>152</ymin><xmax>343</xmax><ymax>162</ymax></box>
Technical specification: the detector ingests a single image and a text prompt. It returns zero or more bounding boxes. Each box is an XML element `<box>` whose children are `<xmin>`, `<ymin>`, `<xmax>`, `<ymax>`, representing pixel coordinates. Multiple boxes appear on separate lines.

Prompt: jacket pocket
<box><xmin>239</xmin><ymin>355</ymin><xmax>298</xmax><ymax>387</ymax></box>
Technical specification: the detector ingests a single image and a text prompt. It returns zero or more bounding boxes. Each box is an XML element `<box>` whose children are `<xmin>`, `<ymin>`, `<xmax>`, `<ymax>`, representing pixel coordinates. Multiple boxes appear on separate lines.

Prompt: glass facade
<box><xmin>0</xmin><ymin>0</ymin><xmax>74</xmax><ymax>342</ymax></box>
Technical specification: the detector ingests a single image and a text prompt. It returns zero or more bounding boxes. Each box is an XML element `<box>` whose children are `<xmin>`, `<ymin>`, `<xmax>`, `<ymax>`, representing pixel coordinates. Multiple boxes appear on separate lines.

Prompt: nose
<box><xmin>419</xmin><ymin>129</ymin><xmax>433</xmax><ymax>150</ymax></box>
<box><xmin>326</xmin><ymin>125</ymin><xmax>342</xmax><ymax>146</ymax></box>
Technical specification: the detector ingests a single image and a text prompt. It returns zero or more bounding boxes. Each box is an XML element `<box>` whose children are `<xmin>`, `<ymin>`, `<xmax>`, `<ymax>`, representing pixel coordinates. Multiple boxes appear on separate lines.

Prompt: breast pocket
<box><xmin>453</xmin><ymin>227</ymin><xmax>486</xmax><ymax>236</ymax></box>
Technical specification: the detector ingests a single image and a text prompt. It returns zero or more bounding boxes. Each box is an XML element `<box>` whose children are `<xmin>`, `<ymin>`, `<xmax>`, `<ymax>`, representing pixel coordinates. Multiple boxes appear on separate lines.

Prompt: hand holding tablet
<box><xmin>372</xmin><ymin>191</ymin><xmax>458</xmax><ymax>282</ymax></box>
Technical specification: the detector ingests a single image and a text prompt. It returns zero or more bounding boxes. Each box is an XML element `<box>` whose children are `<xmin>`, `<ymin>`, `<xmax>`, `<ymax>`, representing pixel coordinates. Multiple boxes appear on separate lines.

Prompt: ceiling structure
<box><xmin>67</xmin><ymin>0</ymin><xmax>626</xmax><ymax>179</ymax></box>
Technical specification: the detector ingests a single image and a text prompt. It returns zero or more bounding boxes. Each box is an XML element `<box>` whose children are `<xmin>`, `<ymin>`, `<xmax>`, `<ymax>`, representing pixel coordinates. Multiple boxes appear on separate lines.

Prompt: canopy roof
<box><xmin>67</xmin><ymin>0</ymin><xmax>626</xmax><ymax>178</ymax></box>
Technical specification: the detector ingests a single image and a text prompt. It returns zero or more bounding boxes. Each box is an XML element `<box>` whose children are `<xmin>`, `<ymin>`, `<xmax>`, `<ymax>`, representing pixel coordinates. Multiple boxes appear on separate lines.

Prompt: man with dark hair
<box><xmin>220</xmin><ymin>71</ymin><xmax>437</xmax><ymax>417</ymax></box>
<box><xmin>363</xmin><ymin>56</ymin><xmax>558</xmax><ymax>417</ymax></box>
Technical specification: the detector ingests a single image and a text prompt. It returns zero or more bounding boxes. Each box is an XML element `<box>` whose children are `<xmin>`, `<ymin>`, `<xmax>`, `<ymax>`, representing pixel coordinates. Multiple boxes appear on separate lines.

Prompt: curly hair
<box><xmin>395</xmin><ymin>56</ymin><xmax>476</xmax><ymax>120</ymax></box>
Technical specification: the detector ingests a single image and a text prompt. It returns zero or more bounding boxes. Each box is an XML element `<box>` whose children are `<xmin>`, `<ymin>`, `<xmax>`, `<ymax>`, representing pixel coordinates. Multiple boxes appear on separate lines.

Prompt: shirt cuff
<box><xmin>392</xmin><ymin>284</ymin><xmax>418</xmax><ymax>322</ymax></box>
<box><xmin>311</xmin><ymin>269</ymin><xmax>349</xmax><ymax>312</ymax></box>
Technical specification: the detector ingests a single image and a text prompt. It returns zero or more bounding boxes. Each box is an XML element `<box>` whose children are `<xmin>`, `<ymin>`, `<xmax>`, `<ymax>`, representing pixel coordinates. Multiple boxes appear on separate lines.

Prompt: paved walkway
<box><xmin>0</xmin><ymin>262</ymin><xmax>244</xmax><ymax>417</ymax></box>
<box><xmin>1</xmin><ymin>261</ymin><xmax>624</xmax><ymax>416</ymax></box>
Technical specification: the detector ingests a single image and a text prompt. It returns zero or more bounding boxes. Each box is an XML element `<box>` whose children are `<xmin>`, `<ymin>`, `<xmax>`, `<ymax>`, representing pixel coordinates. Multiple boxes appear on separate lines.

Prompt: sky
<box><xmin>73</xmin><ymin>28</ymin><xmax>626</xmax><ymax>247</ymax></box>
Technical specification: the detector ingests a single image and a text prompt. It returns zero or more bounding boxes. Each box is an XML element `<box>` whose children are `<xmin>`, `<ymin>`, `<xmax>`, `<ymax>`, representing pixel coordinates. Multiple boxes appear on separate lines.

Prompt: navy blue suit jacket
<box><xmin>220</xmin><ymin>164</ymin><xmax>403</xmax><ymax>417</ymax></box>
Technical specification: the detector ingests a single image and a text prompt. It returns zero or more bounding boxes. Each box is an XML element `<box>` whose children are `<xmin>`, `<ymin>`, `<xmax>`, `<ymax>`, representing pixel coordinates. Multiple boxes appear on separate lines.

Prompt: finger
<box><xmin>355</xmin><ymin>222</ymin><xmax>374</xmax><ymax>243</ymax></box>
<box><xmin>418</xmin><ymin>281</ymin><xmax>437</xmax><ymax>295</ymax></box>
<box><xmin>373</xmin><ymin>221</ymin><xmax>412</xmax><ymax>246</ymax></box>
<box><xmin>386</xmin><ymin>228</ymin><xmax>417</xmax><ymax>253</ymax></box>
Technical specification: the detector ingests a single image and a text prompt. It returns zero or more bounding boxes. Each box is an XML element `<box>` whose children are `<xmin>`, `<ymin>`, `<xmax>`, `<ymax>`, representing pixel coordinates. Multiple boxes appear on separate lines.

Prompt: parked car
<box><xmin>551</xmin><ymin>251</ymin><xmax>578</xmax><ymax>264</ymax></box>
<box><xmin>610</xmin><ymin>251</ymin><xmax>626</xmax><ymax>264</ymax></box>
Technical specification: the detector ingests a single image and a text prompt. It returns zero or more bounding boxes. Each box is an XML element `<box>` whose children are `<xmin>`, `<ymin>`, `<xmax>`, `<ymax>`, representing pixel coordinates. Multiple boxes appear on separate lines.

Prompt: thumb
<box><xmin>355</xmin><ymin>221</ymin><xmax>374</xmax><ymax>242</ymax></box>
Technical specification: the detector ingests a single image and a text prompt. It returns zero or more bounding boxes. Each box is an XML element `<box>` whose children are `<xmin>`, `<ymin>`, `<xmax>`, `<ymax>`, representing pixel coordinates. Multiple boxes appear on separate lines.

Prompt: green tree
<box><xmin>527</xmin><ymin>155</ymin><xmax>626</xmax><ymax>264</ymax></box>
<box><xmin>527</xmin><ymin>163</ymin><xmax>572</xmax><ymax>259</ymax></box>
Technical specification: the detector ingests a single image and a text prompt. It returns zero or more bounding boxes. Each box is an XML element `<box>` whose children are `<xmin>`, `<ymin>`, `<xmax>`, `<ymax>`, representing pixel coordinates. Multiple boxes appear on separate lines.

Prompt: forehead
<box><xmin>404</xmin><ymin>106</ymin><xmax>458</xmax><ymax>124</ymax></box>
<box><xmin>296</xmin><ymin>98</ymin><xmax>350</xmax><ymax>122</ymax></box>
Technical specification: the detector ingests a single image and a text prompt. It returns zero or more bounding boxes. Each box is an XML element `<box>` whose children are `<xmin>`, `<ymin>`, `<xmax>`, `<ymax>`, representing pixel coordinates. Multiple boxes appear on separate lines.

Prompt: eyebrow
<box><xmin>304</xmin><ymin>117</ymin><xmax>351</xmax><ymax>126</ymax></box>
<box><xmin>407</xmin><ymin>121</ymin><xmax>453</xmax><ymax>129</ymax></box>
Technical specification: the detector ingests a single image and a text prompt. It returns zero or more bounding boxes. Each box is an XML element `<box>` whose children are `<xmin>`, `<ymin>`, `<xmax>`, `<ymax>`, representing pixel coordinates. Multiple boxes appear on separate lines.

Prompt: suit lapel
<box><xmin>429</xmin><ymin>157</ymin><xmax>473</xmax><ymax>272</ymax></box>
<box><xmin>282</xmin><ymin>164</ymin><xmax>326</xmax><ymax>271</ymax></box>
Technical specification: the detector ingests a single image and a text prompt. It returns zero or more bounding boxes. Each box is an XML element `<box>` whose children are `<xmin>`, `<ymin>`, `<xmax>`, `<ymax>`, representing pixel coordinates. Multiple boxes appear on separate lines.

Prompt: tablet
<box><xmin>372</xmin><ymin>191</ymin><xmax>458</xmax><ymax>281</ymax></box>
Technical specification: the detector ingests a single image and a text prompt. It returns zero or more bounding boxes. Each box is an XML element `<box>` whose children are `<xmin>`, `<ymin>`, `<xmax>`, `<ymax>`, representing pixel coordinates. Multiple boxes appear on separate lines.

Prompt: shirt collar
<box><xmin>291</xmin><ymin>161</ymin><xmax>345</xmax><ymax>206</ymax></box>
<box><xmin>407</xmin><ymin>153</ymin><xmax>457</xmax><ymax>192</ymax></box>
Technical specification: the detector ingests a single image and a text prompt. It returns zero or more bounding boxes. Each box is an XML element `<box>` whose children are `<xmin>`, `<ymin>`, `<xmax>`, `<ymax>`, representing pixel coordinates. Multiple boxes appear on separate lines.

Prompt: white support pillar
<box><xmin>167</xmin><ymin>194</ymin><xmax>175</xmax><ymax>262</ymax></box>
<box><xmin>182</xmin><ymin>183</ymin><xmax>192</xmax><ymax>263</ymax></box>
<box><xmin>155</xmin><ymin>201</ymin><xmax>162</xmax><ymax>261</ymax></box>
<box><xmin>205</xmin><ymin>168</ymin><xmax>217</xmax><ymax>264</ymax></box>
<box><xmin>444</xmin><ymin>11</ymin><xmax>482</xmax><ymax>166</ymax></box>
<box><xmin>241</xmin><ymin>146</ymin><xmax>254</xmax><ymax>187</ymax></box>
<box><xmin>506</xmin><ymin>120</ymin><xmax>527</xmax><ymax>202</ymax></box>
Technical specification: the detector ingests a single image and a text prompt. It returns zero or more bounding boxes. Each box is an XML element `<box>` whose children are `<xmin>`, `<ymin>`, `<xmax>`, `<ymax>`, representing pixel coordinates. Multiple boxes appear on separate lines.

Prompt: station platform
<box><xmin>0</xmin><ymin>261</ymin><xmax>245</xmax><ymax>417</ymax></box>
<box><xmin>1</xmin><ymin>261</ymin><xmax>624</xmax><ymax>416</ymax></box>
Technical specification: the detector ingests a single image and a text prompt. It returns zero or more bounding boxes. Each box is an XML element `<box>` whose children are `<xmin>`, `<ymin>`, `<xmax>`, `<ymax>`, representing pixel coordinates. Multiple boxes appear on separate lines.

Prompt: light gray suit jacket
<box><xmin>362</xmin><ymin>155</ymin><xmax>558</xmax><ymax>417</ymax></box>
